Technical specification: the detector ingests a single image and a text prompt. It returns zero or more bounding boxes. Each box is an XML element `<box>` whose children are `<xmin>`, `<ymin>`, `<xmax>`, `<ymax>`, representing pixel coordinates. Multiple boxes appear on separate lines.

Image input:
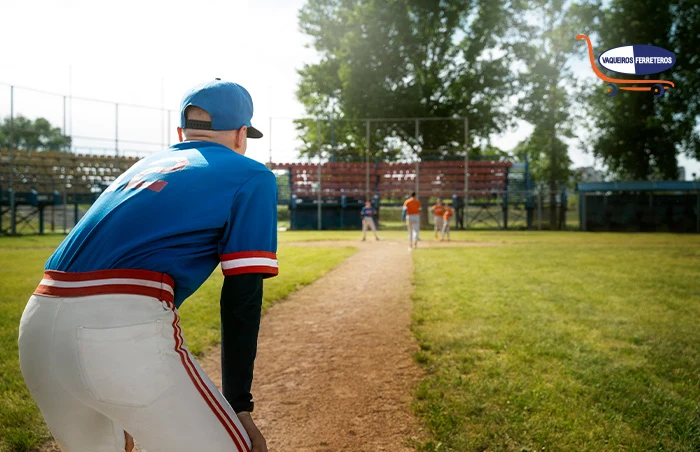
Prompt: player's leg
<box><xmin>415</xmin><ymin>216</ymin><xmax>420</xmax><ymax>243</ymax></box>
<box><xmin>368</xmin><ymin>217</ymin><xmax>379</xmax><ymax>239</ymax></box>
<box><xmin>361</xmin><ymin>218</ymin><xmax>368</xmax><ymax>240</ymax></box>
<box><xmin>410</xmin><ymin>216</ymin><xmax>419</xmax><ymax>248</ymax></box>
<box><xmin>19</xmin><ymin>296</ymin><xmax>130</xmax><ymax>451</ymax></box>
<box><xmin>73</xmin><ymin>297</ymin><xmax>253</xmax><ymax>452</ymax></box>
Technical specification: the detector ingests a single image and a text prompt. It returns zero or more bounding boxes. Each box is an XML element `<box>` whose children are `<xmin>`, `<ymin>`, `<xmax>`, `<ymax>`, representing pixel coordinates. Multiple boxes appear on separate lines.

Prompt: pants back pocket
<box><xmin>76</xmin><ymin>320</ymin><xmax>173</xmax><ymax>407</ymax></box>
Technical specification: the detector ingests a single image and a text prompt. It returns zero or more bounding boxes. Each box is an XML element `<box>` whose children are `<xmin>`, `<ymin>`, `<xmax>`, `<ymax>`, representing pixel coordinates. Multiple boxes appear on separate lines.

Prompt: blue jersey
<box><xmin>361</xmin><ymin>206</ymin><xmax>376</xmax><ymax>217</ymax></box>
<box><xmin>46</xmin><ymin>141</ymin><xmax>278</xmax><ymax>308</ymax></box>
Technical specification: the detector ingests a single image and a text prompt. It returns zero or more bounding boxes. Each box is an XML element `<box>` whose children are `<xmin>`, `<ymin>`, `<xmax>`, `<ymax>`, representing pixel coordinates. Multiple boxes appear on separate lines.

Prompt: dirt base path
<box><xmin>202</xmin><ymin>240</ymin><xmax>425</xmax><ymax>451</ymax></box>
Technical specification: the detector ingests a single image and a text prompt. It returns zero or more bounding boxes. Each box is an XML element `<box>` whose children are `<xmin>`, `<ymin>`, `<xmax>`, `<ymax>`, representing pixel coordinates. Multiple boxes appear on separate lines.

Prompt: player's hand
<box><xmin>237</xmin><ymin>411</ymin><xmax>268</xmax><ymax>452</ymax></box>
<box><xmin>124</xmin><ymin>431</ymin><xmax>134</xmax><ymax>452</ymax></box>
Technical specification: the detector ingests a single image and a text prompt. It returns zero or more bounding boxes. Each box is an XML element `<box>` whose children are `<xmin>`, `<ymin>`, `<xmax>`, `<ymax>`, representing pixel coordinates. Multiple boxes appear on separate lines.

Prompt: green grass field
<box><xmin>2</xmin><ymin>231</ymin><xmax>699</xmax><ymax>451</ymax></box>
<box><xmin>411</xmin><ymin>233</ymin><xmax>700</xmax><ymax>451</ymax></box>
<box><xmin>0</xmin><ymin>234</ymin><xmax>354</xmax><ymax>451</ymax></box>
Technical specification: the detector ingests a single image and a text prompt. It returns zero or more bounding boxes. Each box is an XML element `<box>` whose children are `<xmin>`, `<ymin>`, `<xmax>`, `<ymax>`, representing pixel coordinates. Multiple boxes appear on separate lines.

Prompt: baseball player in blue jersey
<box><xmin>18</xmin><ymin>79</ymin><xmax>275</xmax><ymax>452</ymax></box>
<box><xmin>360</xmin><ymin>200</ymin><xmax>380</xmax><ymax>241</ymax></box>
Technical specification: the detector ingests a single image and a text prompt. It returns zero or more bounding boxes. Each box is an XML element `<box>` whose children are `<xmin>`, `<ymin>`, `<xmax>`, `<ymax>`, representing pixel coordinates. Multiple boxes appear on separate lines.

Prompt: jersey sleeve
<box><xmin>219</xmin><ymin>171</ymin><xmax>278</xmax><ymax>278</ymax></box>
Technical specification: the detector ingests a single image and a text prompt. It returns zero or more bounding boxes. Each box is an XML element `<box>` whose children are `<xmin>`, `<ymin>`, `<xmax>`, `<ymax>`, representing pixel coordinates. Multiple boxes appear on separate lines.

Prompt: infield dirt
<box><xmin>202</xmin><ymin>239</ymin><xmax>426</xmax><ymax>451</ymax></box>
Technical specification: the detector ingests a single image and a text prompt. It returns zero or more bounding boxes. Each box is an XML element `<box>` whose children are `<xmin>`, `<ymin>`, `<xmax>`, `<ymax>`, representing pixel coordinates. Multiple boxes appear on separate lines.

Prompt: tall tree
<box><xmin>584</xmin><ymin>0</ymin><xmax>700</xmax><ymax>180</ymax></box>
<box><xmin>296</xmin><ymin>0</ymin><xmax>528</xmax><ymax>161</ymax></box>
<box><xmin>0</xmin><ymin>116</ymin><xmax>71</xmax><ymax>152</ymax></box>
<box><xmin>515</xmin><ymin>0</ymin><xmax>598</xmax><ymax>228</ymax></box>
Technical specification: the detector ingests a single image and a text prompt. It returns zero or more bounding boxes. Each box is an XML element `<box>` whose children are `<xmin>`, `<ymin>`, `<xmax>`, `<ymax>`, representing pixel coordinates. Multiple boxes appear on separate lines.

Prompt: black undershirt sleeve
<box><xmin>220</xmin><ymin>273</ymin><xmax>264</xmax><ymax>413</ymax></box>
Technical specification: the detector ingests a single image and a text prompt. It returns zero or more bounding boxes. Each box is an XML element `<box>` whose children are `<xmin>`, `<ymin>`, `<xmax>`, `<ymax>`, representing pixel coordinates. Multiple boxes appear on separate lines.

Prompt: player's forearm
<box><xmin>220</xmin><ymin>274</ymin><xmax>264</xmax><ymax>413</ymax></box>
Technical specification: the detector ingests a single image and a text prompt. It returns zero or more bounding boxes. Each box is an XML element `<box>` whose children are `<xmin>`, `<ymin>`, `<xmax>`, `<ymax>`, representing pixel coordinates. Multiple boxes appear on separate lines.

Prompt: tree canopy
<box><xmin>297</xmin><ymin>0</ymin><xmax>700</xmax><ymax>182</ymax></box>
<box><xmin>583</xmin><ymin>0</ymin><xmax>700</xmax><ymax>180</ymax></box>
<box><xmin>0</xmin><ymin>116</ymin><xmax>71</xmax><ymax>152</ymax></box>
<box><xmin>296</xmin><ymin>0</ymin><xmax>528</xmax><ymax>161</ymax></box>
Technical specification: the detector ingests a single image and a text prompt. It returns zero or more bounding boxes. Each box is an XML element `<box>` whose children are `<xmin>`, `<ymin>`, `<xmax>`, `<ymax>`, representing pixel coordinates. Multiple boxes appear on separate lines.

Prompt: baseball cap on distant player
<box><xmin>180</xmin><ymin>78</ymin><xmax>263</xmax><ymax>139</ymax></box>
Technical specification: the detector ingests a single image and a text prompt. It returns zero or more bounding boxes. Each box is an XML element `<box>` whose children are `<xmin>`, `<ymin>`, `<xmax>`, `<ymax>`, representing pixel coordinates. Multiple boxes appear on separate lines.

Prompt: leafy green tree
<box><xmin>515</xmin><ymin>0</ymin><xmax>598</xmax><ymax>228</ymax></box>
<box><xmin>584</xmin><ymin>0</ymin><xmax>700</xmax><ymax>180</ymax></box>
<box><xmin>515</xmin><ymin>125</ymin><xmax>572</xmax><ymax>186</ymax></box>
<box><xmin>296</xmin><ymin>0</ymin><xmax>528</xmax><ymax>161</ymax></box>
<box><xmin>0</xmin><ymin>115</ymin><xmax>71</xmax><ymax>152</ymax></box>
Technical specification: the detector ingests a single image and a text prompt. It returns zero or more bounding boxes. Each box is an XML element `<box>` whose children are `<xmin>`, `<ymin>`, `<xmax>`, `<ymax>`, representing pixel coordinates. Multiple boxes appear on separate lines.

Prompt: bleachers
<box><xmin>0</xmin><ymin>149</ymin><xmax>139</xmax><ymax>195</ymax></box>
<box><xmin>271</xmin><ymin>159</ymin><xmax>512</xmax><ymax>201</ymax></box>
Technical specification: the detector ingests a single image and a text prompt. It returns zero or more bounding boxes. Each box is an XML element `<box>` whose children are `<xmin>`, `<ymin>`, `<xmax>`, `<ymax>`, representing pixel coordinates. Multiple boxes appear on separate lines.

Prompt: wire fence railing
<box><xmin>0</xmin><ymin>82</ymin><xmax>577</xmax><ymax>234</ymax></box>
<box><xmin>0</xmin><ymin>82</ymin><xmax>176</xmax><ymax>158</ymax></box>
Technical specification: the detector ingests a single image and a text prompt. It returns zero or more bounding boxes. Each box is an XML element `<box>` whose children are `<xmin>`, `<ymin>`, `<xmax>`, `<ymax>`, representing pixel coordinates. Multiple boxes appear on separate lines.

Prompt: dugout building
<box><xmin>578</xmin><ymin>181</ymin><xmax>700</xmax><ymax>233</ymax></box>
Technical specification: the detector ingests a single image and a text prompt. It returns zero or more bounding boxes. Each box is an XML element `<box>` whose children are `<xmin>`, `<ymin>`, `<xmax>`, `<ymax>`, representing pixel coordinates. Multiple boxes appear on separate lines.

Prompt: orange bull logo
<box><xmin>576</xmin><ymin>34</ymin><xmax>675</xmax><ymax>97</ymax></box>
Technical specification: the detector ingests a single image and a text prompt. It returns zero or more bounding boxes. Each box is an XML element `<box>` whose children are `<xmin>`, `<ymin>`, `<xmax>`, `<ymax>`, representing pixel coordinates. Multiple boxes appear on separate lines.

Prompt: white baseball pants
<box><xmin>362</xmin><ymin>217</ymin><xmax>378</xmax><ymax>238</ymax></box>
<box><xmin>19</xmin><ymin>288</ymin><xmax>252</xmax><ymax>451</ymax></box>
<box><xmin>441</xmin><ymin>218</ymin><xmax>451</xmax><ymax>240</ymax></box>
<box><xmin>433</xmin><ymin>216</ymin><xmax>444</xmax><ymax>236</ymax></box>
<box><xmin>406</xmin><ymin>214</ymin><xmax>420</xmax><ymax>246</ymax></box>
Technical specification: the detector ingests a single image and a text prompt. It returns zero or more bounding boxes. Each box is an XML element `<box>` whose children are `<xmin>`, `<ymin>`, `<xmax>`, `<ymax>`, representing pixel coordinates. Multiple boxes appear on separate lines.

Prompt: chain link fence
<box><xmin>265</xmin><ymin>117</ymin><xmax>582</xmax><ymax>231</ymax></box>
<box><xmin>1</xmin><ymin>85</ymin><xmax>579</xmax><ymax>234</ymax></box>
<box><xmin>0</xmin><ymin>82</ymin><xmax>178</xmax><ymax>235</ymax></box>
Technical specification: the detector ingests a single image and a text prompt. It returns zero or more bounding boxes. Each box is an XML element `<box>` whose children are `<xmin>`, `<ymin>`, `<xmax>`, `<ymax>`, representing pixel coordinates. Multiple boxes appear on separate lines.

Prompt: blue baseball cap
<box><xmin>180</xmin><ymin>79</ymin><xmax>263</xmax><ymax>139</ymax></box>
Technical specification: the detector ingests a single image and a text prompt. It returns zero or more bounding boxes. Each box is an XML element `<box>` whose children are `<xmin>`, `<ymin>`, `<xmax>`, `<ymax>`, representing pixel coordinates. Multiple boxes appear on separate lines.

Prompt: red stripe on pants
<box><xmin>169</xmin><ymin>307</ymin><xmax>250</xmax><ymax>451</ymax></box>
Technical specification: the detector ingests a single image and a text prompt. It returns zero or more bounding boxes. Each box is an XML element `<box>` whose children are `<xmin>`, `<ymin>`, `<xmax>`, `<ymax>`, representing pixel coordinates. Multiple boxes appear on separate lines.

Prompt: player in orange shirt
<box><xmin>431</xmin><ymin>200</ymin><xmax>446</xmax><ymax>239</ymax></box>
<box><xmin>441</xmin><ymin>203</ymin><xmax>454</xmax><ymax>241</ymax></box>
<box><xmin>402</xmin><ymin>192</ymin><xmax>421</xmax><ymax>249</ymax></box>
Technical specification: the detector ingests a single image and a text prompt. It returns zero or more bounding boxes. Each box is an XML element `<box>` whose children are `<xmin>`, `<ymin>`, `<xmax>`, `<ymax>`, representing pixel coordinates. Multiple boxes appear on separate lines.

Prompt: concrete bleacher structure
<box><xmin>0</xmin><ymin>149</ymin><xmax>138</xmax><ymax>195</ymax></box>
<box><xmin>1</xmin><ymin>150</ymin><xmax>533</xmax><ymax>232</ymax></box>
<box><xmin>0</xmin><ymin>149</ymin><xmax>139</xmax><ymax>234</ymax></box>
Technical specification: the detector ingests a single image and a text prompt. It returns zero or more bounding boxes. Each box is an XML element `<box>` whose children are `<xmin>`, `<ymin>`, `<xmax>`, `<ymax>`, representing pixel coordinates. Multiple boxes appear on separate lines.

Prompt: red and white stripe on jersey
<box><xmin>219</xmin><ymin>251</ymin><xmax>278</xmax><ymax>277</ymax></box>
<box><xmin>34</xmin><ymin>269</ymin><xmax>175</xmax><ymax>304</ymax></box>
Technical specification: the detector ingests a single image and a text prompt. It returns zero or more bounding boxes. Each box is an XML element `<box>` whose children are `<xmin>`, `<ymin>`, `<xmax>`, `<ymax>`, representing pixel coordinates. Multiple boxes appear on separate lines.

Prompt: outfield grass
<box><xmin>411</xmin><ymin>233</ymin><xmax>700</xmax><ymax>451</ymax></box>
<box><xmin>279</xmin><ymin>228</ymin><xmax>700</xmax><ymax>246</ymax></box>
<box><xmin>0</xmin><ymin>234</ymin><xmax>354</xmax><ymax>451</ymax></box>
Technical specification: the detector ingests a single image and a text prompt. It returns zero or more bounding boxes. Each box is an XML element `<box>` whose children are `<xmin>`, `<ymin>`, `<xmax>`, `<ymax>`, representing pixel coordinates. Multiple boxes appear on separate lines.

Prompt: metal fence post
<box><xmin>115</xmin><ymin>103</ymin><xmax>119</xmax><ymax>157</ymax></box>
<box><xmin>63</xmin><ymin>191</ymin><xmax>68</xmax><ymax>234</ymax></box>
<box><xmin>160</xmin><ymin>78</ymin><xmax>165</xmax><ymax>150</ymax></box>
<box><xmin>9</xmin><ymin>85</ymin><xmax>16</xmax><ymax>235</ymax></box>
<box><xmin>537</xmin><ymin>188</ymin><xmax>543</xmax><ymax>230</ymax></box>
<box><xmin>61</xmin><ymin>95</ymin><xmax>68</xmax><ymax>233</ymax></box>
<box><xmin>167</xmin><ymin>110</ymin><xmax>172</xmax><ymax>146</ymax></box>
<box><xmin>365</xmin><ymin>120</ymin><xmax>370</xmax><ymax>201</ymax></box>
<box><xmin>498</xmin><ymin>190</ymin><xmax>503</xmax><ymax>230</ymax></box>
<box><xmin>63</xmin><ymin>96</ymin><xmax>67</xmax><ymax>139</ymax></box>
<box><xmin>269</xmin><ymin>117</ymin><xmax>273</xmax><ymax>165</ymax></box>
<box><xmin>463</xmin><ymin>117</ymin><xmax>469</xmax><ymax>230</ymax></box>
<box><xmin>317</xmin><ymin>120</ymin><xmax>322</xmax><ymax>231</ymax></box>
<box><xmin>415</xmin><ymin>119</ymin><xmax>420</xmax><ymax>198</ymax></box>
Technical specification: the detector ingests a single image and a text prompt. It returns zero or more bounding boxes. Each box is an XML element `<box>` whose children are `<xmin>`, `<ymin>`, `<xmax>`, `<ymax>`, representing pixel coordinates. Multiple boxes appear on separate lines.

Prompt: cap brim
<box><xmin>247</xmin><ymin>126</ymin><xmax>263</xmax><ymax>139</ymax></box>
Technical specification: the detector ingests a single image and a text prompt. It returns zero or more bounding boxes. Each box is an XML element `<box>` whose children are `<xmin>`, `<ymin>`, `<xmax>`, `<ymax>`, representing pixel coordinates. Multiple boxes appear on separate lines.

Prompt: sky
<box><xmin>0</xmin><ymin>0</ymin><xmax>697</xmax><ymax>179</ymax></box>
